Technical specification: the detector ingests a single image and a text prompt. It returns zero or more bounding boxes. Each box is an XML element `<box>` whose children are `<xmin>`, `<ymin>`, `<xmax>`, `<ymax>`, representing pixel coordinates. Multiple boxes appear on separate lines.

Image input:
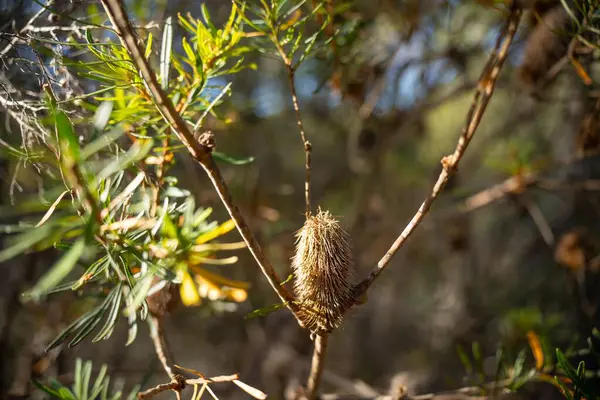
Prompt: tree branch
<box><xmin>148</xmin><ymin>316</ymin><xmax>176</xmax><ymax>381</ymax></box>
<box><xmin>286</xmin><ymin>67</ymin><xmax>312</xmax><ymax>216</ymax></box>
<box><xmin>306</xmin><ymin>334</ymin><xmax>329</xmax><ymax>399</ymax></box>
<box><xmin>137</xmin><ymin>374</ymin><xmax>239</xmax><ymax>399</ymax></box>
<box><xmin>99</xmin><ymin>0</ymin><xmax>302</xmax><ymax>320</ymax></box>
<box><xmin>354</xmin><ymin>4</ymin><xmax>523</xmax><ymax>297</ymax></box>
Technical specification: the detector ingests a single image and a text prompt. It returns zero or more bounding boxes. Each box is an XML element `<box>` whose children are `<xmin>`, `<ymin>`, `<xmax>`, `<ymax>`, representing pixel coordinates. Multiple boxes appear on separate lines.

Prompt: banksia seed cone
<box><xmin>291</xmin><ymin>209</ymin><xmax>354</xmax><ymax>334</ymax></box>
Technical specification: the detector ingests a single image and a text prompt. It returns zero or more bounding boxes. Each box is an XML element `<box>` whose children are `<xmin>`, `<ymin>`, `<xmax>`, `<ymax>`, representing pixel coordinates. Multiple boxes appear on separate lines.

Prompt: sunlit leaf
<box><xmin>81</xmin><ymin>127</ymin><xmax>123</xmax><ymax>160</ymax></box>
<box><xmin>93</xmin><ymin>101</ymin><xmax>114</xmax><ymax>132</ymax></box>
<box><xmin>232</xmin><ymin>380</ymin><xmax>267</xmax><ymax>400</ymax></box>
<box><xmin>527</xmin><ymin>330</ymin><xmax>544</xmax><ymax>371</ymax></box>
<box><xmin>144</xmin><ymin>32</ymin><xmax>154</xmax><ymax>59</ymax></box>
<box><xmin>97</xmin><ymin>139</ymin><xmax>153</xmax><ymax>181</ymax></box>
<box><xmin>189</xmin><ymin>255</ymin><xmax>239</xmax><ymax>265</ymax></box>
<box><xmin>180</xmin><ymin>269</ymin><xmax>202</xmax><ymax>306</ymax></box>
<box><xmin>160</xmin><ymin>17</ymin><xmax>173</xmax><ymax>90</ymax></box>
<box><xmin>55</xmin><ymin>110</ymin><xmax>80</xmax><ymax>168</ymax></box>
<box><xmin>245</xmin><ymin>302</ymin><xmax>288</xmax><ymax>320</ymax></box>
<box><xmin>196</xmin><ymin>219</ymin><xmax>236</xmax><ymax>244</ymax></box>
<box><xmin>570</xmin><ymin>58</ymin><xmax>593</xmax><ymax>85</ymax></box>
<box><xmin>36</xmin><ymin>190</ymin><xmax>71</xmax><ymax>227</ymax></box>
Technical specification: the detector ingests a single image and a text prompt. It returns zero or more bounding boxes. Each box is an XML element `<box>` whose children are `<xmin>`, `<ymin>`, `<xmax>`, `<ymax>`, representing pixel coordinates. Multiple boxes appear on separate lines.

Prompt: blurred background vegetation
<box><xmin>0</xmin><ymin>0</ymin><xmax>599</xmax><ymax>399</ymax></box>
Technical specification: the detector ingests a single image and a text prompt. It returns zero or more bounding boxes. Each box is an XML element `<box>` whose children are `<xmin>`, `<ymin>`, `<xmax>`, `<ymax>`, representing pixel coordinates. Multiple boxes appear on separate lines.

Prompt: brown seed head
<box><xmin>519</xmin><ymin>5</ymin><xmax>574</xmax><ymax>86</ymax></box>
<box><xmin>291</xmin><ymin>209</ymin><xmax>354</xmax><ymax>334</ymax></box>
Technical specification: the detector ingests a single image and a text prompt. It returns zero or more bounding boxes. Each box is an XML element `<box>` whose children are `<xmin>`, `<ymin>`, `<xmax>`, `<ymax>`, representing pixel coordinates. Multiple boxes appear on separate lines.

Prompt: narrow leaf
<box><xmin>245</xmin><ymin>302</ymin><xmax>287</xmax><ymax>320</ymax></box>
<box><xmin>26</xmin><ymin>238</ymin><xmax>86</xmax><ymax>300</ymax></box>
<box><xmin>233</xmin><ymin>380</ymin><xmax>267</xmax><ymax>400</ymax></box>
<box><xmin>36</xmin><ymin>190</ymin><xmax>70</xmax><ymax>227</ymax></box>
<box><xmin>93</xmin><ymin>101</ymin><xmax>114</xmax><ymax>132</ymax></box>
<box><xmin>212</xmin><ymin>151</ymin><xmax>254</xmax><ymax>165</ymax></box>
<box><xmin>160</xmin><ymin>17</ymin><xmax>173</xmax><ymax>90</ymax></box>
<box><xmin>80</xmin><ymin>128</ymin><xmax>124</xmax><ymax>160</ymax></box>
<box><xmin>0</xmin><ymin>223</ymin><xmax>54</xmax><ymax>263</ymax></box>
<box><xmin>55</xmin><ymin>110</ymin><xmax>80</xmax><ymax>168</ymax></box>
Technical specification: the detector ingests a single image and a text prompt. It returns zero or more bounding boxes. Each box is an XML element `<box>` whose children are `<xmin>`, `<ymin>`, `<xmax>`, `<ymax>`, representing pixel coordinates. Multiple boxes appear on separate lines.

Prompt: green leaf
<box><xmin>124</xmin><ymin>286</ymin><xmax>138</xmax><ymax>346</ymax></box>
<box><xmin>212</xmin><ymin>151</ymin><xmax>254</xmax><ymax>165</ymax></box>
<box><xmin>512</xmin><ymin>349</ymin><xmax>526</xmax><ymax>380</ymax></box>
<box><xmin>71</xmin><ymin>257</ymin><xmax>110</xmax><ymax>291</ymax></box>
<box><xmin>554</xmin><ymin>376</ymin><xmax>574</xmax><ymax>400</ymax></box>
<box><xmin>55</xmin><ymin>110</ymin><xmax>80</xmax><ymax>168</ymax></box>
<box><xmin>201</xmin><ymin>4</ymin><xmax>218</xmax><ymax>35</ymax></box>
<box><xmin>97</xmin><ymin>139</ymin><xmax>153</xmax><ymax>181</ymax></box>
<box><xmin>245</xmin><ymin>302</ymin><xmax>288</xmax><ymax>320</ymax></box>
<box><xmin>144</xmin><ymin>32</ymin><xmax>154</xmax><ymax>59</ymax></box>
<box><xmin>280</xmin><ymin>0</ymin><xmax>307</xmax><ymax>21</ymax></box>
<box><xmin>125</xmin><ymin>273</ymin><xmax>154</xmax><ymax>318</ymax></box>
<box><xmin>32</xmin><ymin>379</ymin><xmax>75</xmax><ymax>400</ymax></box>
<box><xmin>25</xmin><ymin>238</ymin><xmax>86</xmax><ymax>300</ymax></box>
<box><xmin>280</xmin><ymin>273</ymin><xmax>294</xmax><ymax>285</ymax></box>
<box><xmin>160</xmin><ymin>17</ymin><xmax>173</xmax><ymax>90</ymax></box>
<box><xmin>161</xmin><ymin>213</ymin><xmax>179</xmax><ymax>239</ymax></box>
<box><xmin>0</xmin><ymin>222</ymin><xmax>54</xmax><ymax>263</ymax></box>
<box><xmin>81</xmin><ymin>360</ymin><xmax>92</xmax><ymax>400</ymax></box>
<box><xmin>93</xmin><ymin>283</ymin><xmax>124</xmax><ymax>342</ymax></box>
<box><xmin>45</xmin><ymin>311</ymin><xmax>98</xmax><ymax>352</ymax></box>
<box><xmin>69</xmin><ymin>289</ymin><xmax>118</xmax><ymax>348</ymax></box>
<box><xmin>456</xmin><ymin>344</ymin><xmax>473</xmax><ymax>375</ymax></box>
<box><xmin>193</xmin><ymin>207</ymin><xmax>213</xmax><ymax>227</ymax></box>
<box><xmin>88</xmin><ymin>364</ymin><xmax>108</xmax><ymax>400</ymax></box>
<box><xmin>556</xmin><ymin>349</ymin><xmax>593</xmax><ymax>397</ymax></box>
<box><xmin>193</xmin><ymin>82</ymin><xmax>232</xmax><ymax>130</ymax></box>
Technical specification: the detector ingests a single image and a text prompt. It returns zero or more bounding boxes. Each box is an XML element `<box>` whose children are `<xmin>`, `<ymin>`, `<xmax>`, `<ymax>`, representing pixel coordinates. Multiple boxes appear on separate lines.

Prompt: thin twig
<box><xmin>148</xmin><ymin>316</ymin><xmax>176</xmax><ymax>380</ymax></box>
<box><xmin>23</xmin><ymin>21</ymin><xmax>157</xmax><ymax>34</ymax></box>
<box><xmin>137</xmin><ymin>374</ymin><xmax>246</xmax><ymax>399</ymax></box>
<box><xmin>99</xmin><ymin>0</ymin><xmax>302</xmax><ymax>320</ymax></box>
<box><xmin>306</xmin><ymin>334</ymin><xmax>329</xmax><ymax>400</ymax></box>
<box><xmin>286</xmin><ymin>68</ymin><xmax>312</xmax><ymax>216</ymax></box>
<box><xmin>354</xmin><ymin>4</ymin><xmax>523</xmax><ymax>297</ymax></box>
<box><xmin>0</xmin><ymin>0</ymin><xmax>54</xmax><ymax>57</ymax></box>
<box><xmin>270</xmin><ymin>20</ymin><xmax>312</xmax><ymax>216</ymax></box>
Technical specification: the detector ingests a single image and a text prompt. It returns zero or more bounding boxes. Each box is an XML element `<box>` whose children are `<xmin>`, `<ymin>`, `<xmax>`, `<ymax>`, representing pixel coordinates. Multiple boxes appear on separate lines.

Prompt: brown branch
<box><xmin>306</xmin><ymin>334</ymin><xmax>329</xmax><ymax>399</ymax></box>
<box><xmin>148</xmin><ymin>316</ymin><xmax>176</xmax><ymax>381</ymax></box>
<box><xmin>137</xmin><ymin>374</ymin><xmax>239</xmax><ymax>399</ymax></box>
<box><xmin>99</xmin><ymin>0</ymin><xmax>301</xmax><ymax>319</ymax></box>
<box><xmin>286</xmin><ymin>67</ymin><xmax>313</xmax><ymax>216</ymax></box>
<box><xmin>354</xmin><ymin>4</ymin><xmax>523</xmax><ymax>297</ymax></box>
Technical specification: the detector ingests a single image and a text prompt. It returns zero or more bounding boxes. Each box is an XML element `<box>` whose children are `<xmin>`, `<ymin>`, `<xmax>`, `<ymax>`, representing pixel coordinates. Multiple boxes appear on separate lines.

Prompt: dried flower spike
<box><xmin>292</xmin><ymin>209</ymin><xmax>354</xmax><ymax>334</ymax></box>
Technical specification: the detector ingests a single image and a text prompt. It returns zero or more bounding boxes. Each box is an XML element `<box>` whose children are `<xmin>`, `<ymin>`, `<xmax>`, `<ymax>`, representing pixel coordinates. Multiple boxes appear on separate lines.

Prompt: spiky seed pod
<box><xmin>519</xmin><ymin>5</ymin><xmax>574</xmax><ymax>86</ymax></box>
<box><xmin>291</xmin><ymin>209</ymin><xmax>354</xmax><ymax>334</ymax></box>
